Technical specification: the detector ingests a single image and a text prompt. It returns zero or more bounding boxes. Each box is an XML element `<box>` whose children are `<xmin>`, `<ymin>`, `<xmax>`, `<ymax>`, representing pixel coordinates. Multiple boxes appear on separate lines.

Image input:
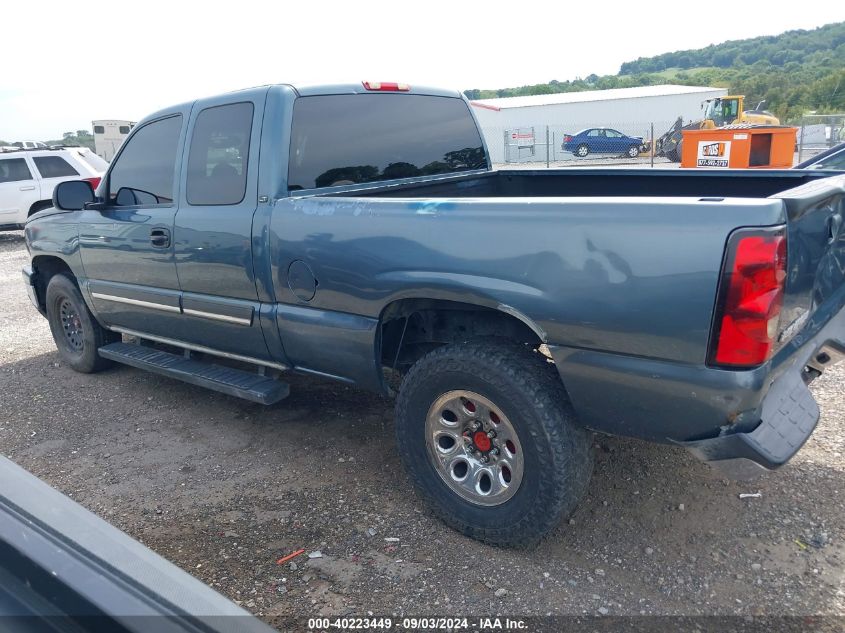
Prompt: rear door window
<box><xmin>33</xmin><ymin>156</ymin><xmax>79</xmax><ymax>178</ymax></box>
<box><xmin>108</xmin><ymin>115</ymin><xmax>182</xmax><ymax>206</ymax></box>
<box><xmin>186</xmin><ymin>102</ymin><xmax>253</xmax><ymax>205</ymax></box>
<box><xmin>0</xmin><ymin>158</ymin><xmax>33</xmax><ymax>183</ymax></box>
<box><xmin>288</xmin><ymin>94</ymin><xmax>487</xmax><ymax>190</ymax></box>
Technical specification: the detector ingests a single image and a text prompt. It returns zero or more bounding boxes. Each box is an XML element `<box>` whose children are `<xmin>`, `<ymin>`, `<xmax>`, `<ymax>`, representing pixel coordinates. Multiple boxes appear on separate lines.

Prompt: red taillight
<box><xmin>564</xmin><ymin>135</ymin><xmax>573</xmax><ymax>142</ymax></box>
<box><xmin>83</xmin><ymin>176</ymin><xmax>101</xmax><ymax>191</ymax></box>
<box><xmin>709</xmin><ymin>229</ymin><xmax>787</xmax><ymax>367</ymax></box>
<box><xmin>362</xmin><ymin>81</ymin><xmax>410</xmax><ymax>92</ymax></box>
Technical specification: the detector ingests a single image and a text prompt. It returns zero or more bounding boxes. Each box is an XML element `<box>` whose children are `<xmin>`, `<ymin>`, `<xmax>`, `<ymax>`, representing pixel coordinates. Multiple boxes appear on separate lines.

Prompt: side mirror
<box><xmin>115</xmin><ymin>187</ymin><xmax>159</xmax><ymax>206</ymax></box>
<box><xmin>53</xmin><ymin>180</ymin><xmax>95</xmax><ymax>211</ymax></box>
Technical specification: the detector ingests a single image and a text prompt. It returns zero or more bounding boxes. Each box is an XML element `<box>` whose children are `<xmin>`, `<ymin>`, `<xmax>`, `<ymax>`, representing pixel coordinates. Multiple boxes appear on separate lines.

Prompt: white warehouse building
<box><xmin>469</xmin><ymin>84</ymin><xmax>727</xmax><ymax>164</ymax></box>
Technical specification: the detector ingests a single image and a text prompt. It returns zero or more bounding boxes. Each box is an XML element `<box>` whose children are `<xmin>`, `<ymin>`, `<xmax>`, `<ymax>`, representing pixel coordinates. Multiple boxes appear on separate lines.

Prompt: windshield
<box><xmin>704</xmin><ymin>98</ymin><xmax>739</xmax><ymax>126</ymax></box>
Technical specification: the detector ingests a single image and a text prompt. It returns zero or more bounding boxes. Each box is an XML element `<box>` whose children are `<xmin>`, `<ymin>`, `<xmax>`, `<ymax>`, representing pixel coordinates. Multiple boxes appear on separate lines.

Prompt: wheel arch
<box><xmin>378</xmin><ymin>297</ymin><xmax>546</xmax><ymax>374</ymax></box>
<box><xmin>30</xmin><ymin>255</ymin><xmax>75</xmax><ymax>313</ymax></box>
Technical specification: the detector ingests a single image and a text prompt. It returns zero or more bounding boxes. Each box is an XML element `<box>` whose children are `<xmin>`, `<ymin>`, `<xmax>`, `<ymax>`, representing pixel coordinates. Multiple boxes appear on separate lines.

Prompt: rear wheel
<box><xmin>575</xmin><ymin>144</ymin><xmax>589</xmax><ymax>157</ymax></box>
<box><xmin>46</xmin><ymin>273</ymin><xmax>117</xmax><ymax>373</ymax></box>
<box><xmin>395</xmin><ymin>341</ymin><xmax>593</xmax><ymax>547</ymax></box>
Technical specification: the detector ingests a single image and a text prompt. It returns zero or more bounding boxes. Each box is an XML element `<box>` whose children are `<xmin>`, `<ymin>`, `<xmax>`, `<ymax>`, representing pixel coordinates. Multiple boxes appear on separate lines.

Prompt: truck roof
<box><xmin>137</xmin><ymin>82</ymin><xmax>465</xmax><ymax>127</ymax></box>
<box><xmin>290</xmin><ymin>82</ymin><xmax>461</xmax><ymax>99</ymax></box>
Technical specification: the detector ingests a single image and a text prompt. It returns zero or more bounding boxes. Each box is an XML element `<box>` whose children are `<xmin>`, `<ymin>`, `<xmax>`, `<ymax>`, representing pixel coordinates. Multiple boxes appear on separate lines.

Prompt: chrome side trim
<box><xmin>107</xmin><ymin>327</ymin><xmax>288</xmax><ymax>371</ymax></box>
<box><xmin>183</xmin><ymin>308</ymin><xmax>252</xmax><ymax>326</ymax></box>
<box><xmin>91</xmin><ymin>292</ymin><xmax>180</xmax><ymax>314</ymax></box>
<box><xmin>293</xmin><ymin>365</ymin><xmax>355</xmax><ymax>383</ymax></box>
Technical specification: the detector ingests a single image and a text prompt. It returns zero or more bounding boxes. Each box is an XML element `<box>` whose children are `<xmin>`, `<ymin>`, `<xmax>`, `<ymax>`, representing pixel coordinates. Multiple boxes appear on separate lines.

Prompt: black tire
<box><xmin>395</xmin><ymin>340</ymin><xmax>593</xmax><ymax>547</ymax></box>
<box><xmin>575</xmin><ymin>144</ymin><xmax>589</xmax><ymax>157</ymax></box>
<box><xmin>627</xmin><ymin>145</ymin><xmax>640</xmax><ymax>158</ymax></box>
<box><xmin>46</xmin><ymin>273</ymin><xmax>117</xmax><ymax>373</ymax></box>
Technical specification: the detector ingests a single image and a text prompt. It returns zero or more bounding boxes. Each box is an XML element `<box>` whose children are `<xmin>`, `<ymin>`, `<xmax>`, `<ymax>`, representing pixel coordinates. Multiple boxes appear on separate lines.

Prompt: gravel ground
<box><xmin>1</xmin><ymin>230</ymin><xmax>843</xmax><ymax>625</ymax></box>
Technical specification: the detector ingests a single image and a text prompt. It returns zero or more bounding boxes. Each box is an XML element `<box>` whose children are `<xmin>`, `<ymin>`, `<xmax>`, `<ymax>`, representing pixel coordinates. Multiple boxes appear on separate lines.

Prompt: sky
<box><xmin>2</xmin><ymin>0</ymin><xmax>843</xmax><ymax>140</ymax></box>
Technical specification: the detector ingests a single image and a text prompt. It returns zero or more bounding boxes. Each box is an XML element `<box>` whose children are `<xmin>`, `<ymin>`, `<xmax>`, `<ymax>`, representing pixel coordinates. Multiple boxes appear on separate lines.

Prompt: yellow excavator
<box><xmin>656</xmin><ymin>95</ymin><xmax>780</xmax><ymax>162</ymax></box>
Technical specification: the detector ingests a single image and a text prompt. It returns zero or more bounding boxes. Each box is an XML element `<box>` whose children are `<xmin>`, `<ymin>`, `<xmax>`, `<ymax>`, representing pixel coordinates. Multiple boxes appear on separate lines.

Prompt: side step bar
<box><xmin>98</xmin><ymin>342</ymin><xmax>290</xmax><ymax>405</ymax></box>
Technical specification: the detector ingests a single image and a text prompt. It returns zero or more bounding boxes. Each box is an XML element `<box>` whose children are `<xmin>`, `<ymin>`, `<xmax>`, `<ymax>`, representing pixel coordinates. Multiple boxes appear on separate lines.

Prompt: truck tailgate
<box><xmin>682</xmin><ymin>174</ymin><xmax>845</xmax><ymax>478</ymax></box>
<box><xmin>773</xmin><ymin>174</ymin><xmax>845</xmax><ymax>352</ymax></box>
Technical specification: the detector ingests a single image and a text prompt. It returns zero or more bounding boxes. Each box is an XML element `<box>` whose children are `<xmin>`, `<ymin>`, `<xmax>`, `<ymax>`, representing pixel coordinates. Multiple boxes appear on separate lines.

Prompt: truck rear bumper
<box><xmin>548</xmin><ymin>297</ymin><xmax>845</xmax><ymax>480</ymax></box>
<box><xmin>681</xmin><ymin>339</ymin><xmax>845</xmax><ymax>479</ymax></box>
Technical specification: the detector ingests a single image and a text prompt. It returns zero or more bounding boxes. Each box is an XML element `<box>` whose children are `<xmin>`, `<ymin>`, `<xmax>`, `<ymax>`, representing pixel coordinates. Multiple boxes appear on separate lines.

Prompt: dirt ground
<box><xmin>1</xmin><ymin>230</ymin><xmax>843</xmax><ymax>625</ymax></box>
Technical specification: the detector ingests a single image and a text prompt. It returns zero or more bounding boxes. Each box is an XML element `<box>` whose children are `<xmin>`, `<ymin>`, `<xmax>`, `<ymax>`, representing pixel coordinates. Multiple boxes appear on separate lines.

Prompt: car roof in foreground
<box><xmin>795</xmin><ymin>141</ymin><xmax>845</xmax><ymax>169</ymax></box>
<box><xmin>0</xmin><ymin>456</ymin><xmax>274</xmax><ymax>631</ymax></box>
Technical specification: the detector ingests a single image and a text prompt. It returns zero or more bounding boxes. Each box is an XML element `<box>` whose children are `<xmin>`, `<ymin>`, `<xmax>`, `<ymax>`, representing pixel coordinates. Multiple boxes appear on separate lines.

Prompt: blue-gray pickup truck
<box><xmin>23</xmin><ymin>82</ymin><xmax>845</xmax><ymax>546</ymax></box>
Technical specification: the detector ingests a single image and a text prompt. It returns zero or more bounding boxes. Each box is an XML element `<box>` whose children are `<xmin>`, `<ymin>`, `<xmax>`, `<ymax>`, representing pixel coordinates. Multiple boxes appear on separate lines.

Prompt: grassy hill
<box><xmin>464</xmin><ymin>22</ymin><xmax>845</xmax><ymax>122</ymax></box>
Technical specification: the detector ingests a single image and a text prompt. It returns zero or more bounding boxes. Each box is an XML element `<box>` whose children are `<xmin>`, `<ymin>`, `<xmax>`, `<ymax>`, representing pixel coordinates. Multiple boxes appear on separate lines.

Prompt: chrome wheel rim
<box><xmin>577</xmin><ymin>146</ymin><xmax>588</xmax><ymax>156</ymax></box>
<box><xmin>425</xmin><ymin>390</ymin><xmax>524</xmax><ymax>506</ymax></box>
<box><xmin>59</xmin><ymin>298</ymin><xmax>84</xmax><ymax>352</ymax></box>
<box><xmin>628</xmin><ymin>147</ymin><xmax>638</xmax><ymax>157</ymax></box>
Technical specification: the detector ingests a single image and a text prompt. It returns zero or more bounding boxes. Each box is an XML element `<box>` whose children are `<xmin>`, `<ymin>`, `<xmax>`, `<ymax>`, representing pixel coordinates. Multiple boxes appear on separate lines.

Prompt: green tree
<box><xmin>470</xmin><ymin>21</ymin><xmax>845</xmax><ymax>121</ymax></box>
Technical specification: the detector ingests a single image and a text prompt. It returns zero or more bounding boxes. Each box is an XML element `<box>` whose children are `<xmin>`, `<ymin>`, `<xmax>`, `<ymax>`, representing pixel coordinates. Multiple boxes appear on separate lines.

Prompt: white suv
<box><xmin>0</xmin><ymin>147</ymin><xmax>107</xmax><ymax>230</ymax></box>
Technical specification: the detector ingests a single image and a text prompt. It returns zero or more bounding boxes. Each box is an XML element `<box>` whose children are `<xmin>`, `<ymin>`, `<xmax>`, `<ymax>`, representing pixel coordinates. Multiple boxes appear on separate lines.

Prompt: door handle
<box><xmin>19</xmin><ymin>186</ymin><xmax>36</xmax><ymax>191</ymax></box>
<box><xmin>150</xmin><ymin>228</ymin><xmax>171</xmax><ymax>248</ymax></box>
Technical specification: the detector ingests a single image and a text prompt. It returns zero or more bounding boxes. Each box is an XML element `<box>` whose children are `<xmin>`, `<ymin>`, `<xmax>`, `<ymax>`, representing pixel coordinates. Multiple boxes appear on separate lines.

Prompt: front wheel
<box><xmin>46</xmin><ymin>273</ymin><xmax>117</xmax><ymax>373</ymax></box>
<box><xmin>395</xmin><ymin>341</ymin><xmax>593</xmax><ymax>547</ymax></box>
<box><xmin>627</xmin><ymin>145</ymin><xmax>640</xmax><ymax>158</ymax></box>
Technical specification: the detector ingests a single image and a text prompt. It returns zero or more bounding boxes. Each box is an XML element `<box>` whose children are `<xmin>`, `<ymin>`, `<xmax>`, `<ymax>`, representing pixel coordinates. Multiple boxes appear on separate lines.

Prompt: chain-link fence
<box><xmin>486</xmin><ymin>116</ymin><xmax>845</xmax><ymax>169</ymax></box>
<box><xmin>797</xmin><ymin>114</ymin><xmax>845</xmax><ymax>163</ymax></box>
<box><xmin>484</xmin><ymin>120</ymin><xmax>686</xmax><ymax>168</ymax></box>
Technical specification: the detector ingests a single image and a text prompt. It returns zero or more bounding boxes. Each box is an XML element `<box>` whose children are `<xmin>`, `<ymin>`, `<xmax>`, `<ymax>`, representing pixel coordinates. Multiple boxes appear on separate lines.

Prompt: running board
<box><xmin>98</xmin><ymin>342</ymin><xmax>289</xmax><ymax>405</ymax></box>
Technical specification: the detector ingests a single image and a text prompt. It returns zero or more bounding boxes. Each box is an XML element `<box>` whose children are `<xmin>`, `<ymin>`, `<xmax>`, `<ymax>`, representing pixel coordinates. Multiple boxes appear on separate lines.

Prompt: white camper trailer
<box><xmin>92</xmin><ymin>120</ymin><xmax>135</xmax><ymax>162</ymax></box>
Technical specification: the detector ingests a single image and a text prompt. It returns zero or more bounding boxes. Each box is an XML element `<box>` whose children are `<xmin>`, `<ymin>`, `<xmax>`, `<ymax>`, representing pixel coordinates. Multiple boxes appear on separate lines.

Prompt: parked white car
<box><xmin>0</xmin><ymin>147</ymin><xmax>107</xmax><ymax>230</ymax></box>
<box><xmin>12</xmin><ymin>141</ymin><xmax>49</xmax><ymax>150</ymax></box>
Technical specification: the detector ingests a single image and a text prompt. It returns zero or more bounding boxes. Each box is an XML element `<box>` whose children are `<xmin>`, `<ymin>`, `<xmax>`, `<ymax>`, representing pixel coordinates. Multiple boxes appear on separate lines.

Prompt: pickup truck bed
<box><xmin>349</xmin><ymin>167</ymin><xmax>824</xmax><ymax>199</ymax></box>
<box><xmin>24</xmin><ymin>82</ymin><xmax>845</xmax><ymax>546</ymax></box>
<box><xmin>275</xmin><ymin>169</ymin><xmax>844</xmax><ymax>448</ymax></box>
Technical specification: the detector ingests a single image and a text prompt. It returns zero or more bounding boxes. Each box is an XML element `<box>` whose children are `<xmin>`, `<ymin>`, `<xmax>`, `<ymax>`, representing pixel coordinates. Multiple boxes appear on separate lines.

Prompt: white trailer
<box><xmin>92</xmin><ymin>120</ymin><xmax>135</xmax><ymax>162</ymax></box>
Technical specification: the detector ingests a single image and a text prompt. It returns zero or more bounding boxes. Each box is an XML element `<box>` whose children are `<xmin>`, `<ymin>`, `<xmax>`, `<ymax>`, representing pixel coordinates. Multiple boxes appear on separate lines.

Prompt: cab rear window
<box><xmin>288</xmin><ymin>94</ymin><xmax>487</xmax><ymax>190</ymax></box>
